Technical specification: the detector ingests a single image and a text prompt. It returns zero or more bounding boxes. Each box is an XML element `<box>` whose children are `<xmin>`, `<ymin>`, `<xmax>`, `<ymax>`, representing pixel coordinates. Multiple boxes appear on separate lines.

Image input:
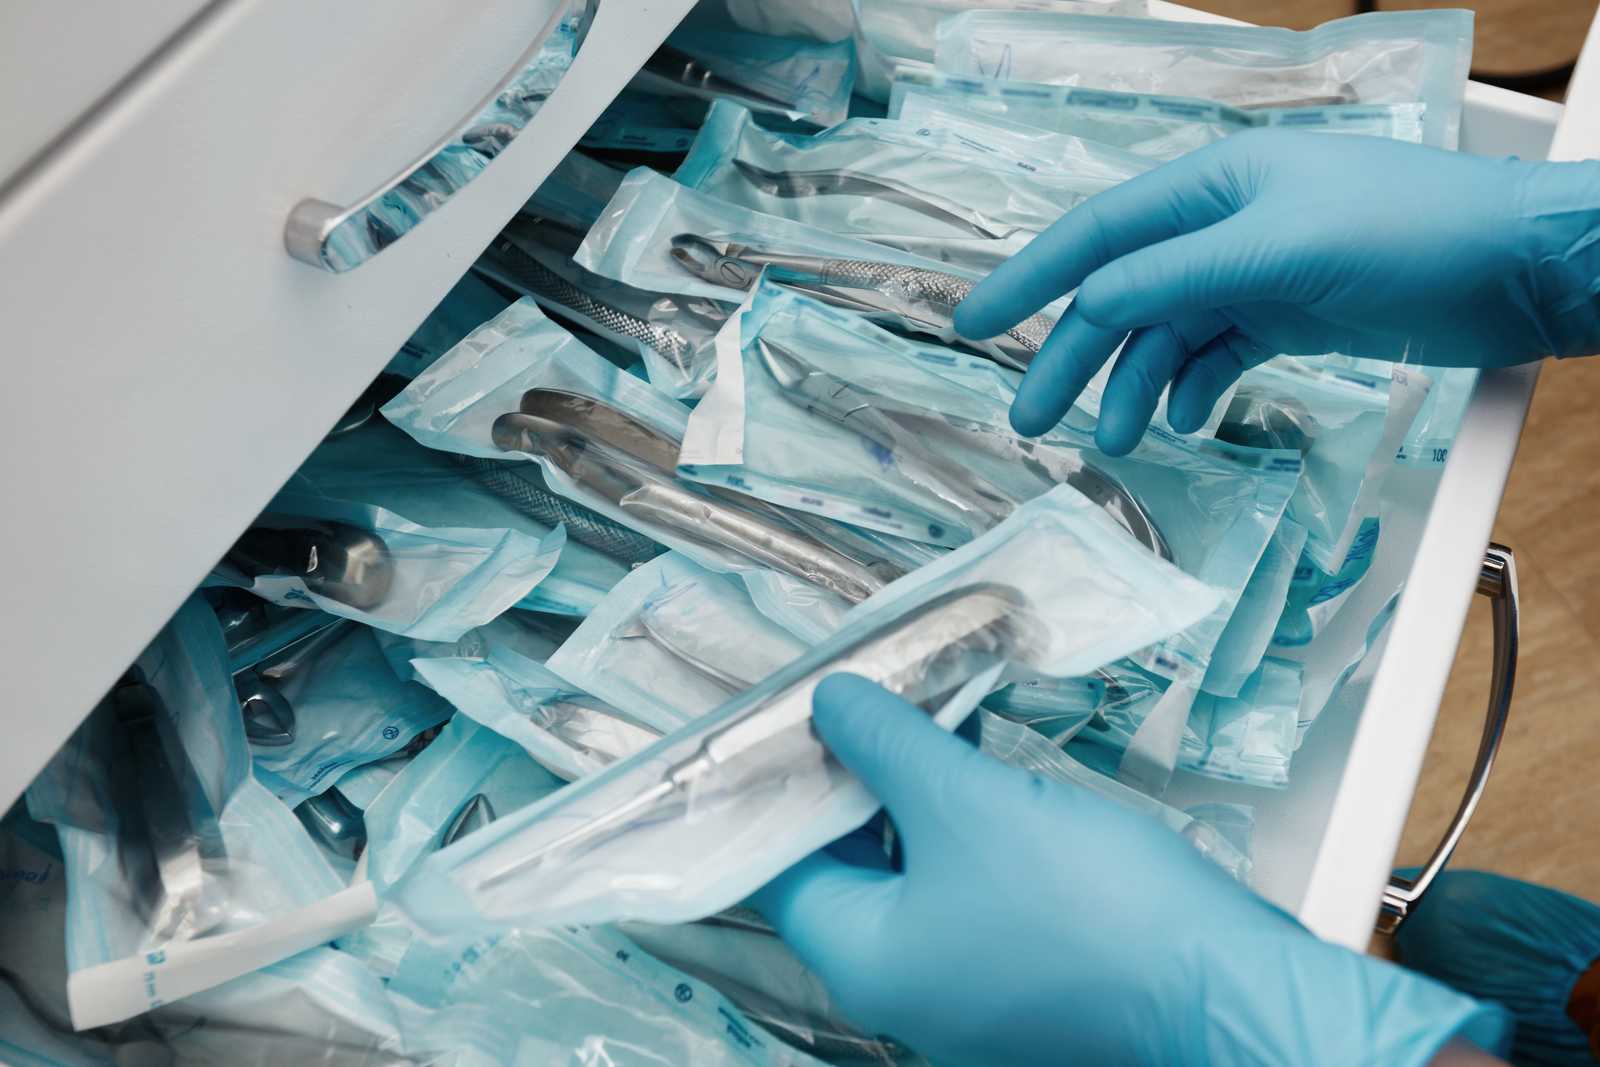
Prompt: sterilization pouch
<box><xmin>574</xmin><ymin>166</ymin><xmax>1076</xmax><ymax>377</ymax></box>
<box><xmin>388</xmin><ymin>925</ymin><xmax>832</xmax><ymax>1066</ymax></box>
<box><xmin>634</xmin><ymin>26</ymin><xmax>855</xmax><ymax>128</ymax></box>
<box><xmin>855</xmin><ymin>0</ymin><xmax>1145</xmax><ymax>70</ymax></box>
<box><xmin>241</xmin><ymin>620</ymin><xmax>454</xmax><ymax>808</ymax></box>
<box><xmin>890</xmin><ymin>73</ymin><xmax>1429</xmax><ymax>159</ymax></box>
<box><xmin>415</xmin><ymin>648</ymin><xmax>669</xmax><ymax>784</ymax></box>
<box><xmin>362</xmin><ymin>715</ymin><xmax>566</xmax><ymax>894</ymax></box>
<box><xmin>388</xmin><ymin>485</ymin><xmax>1221</xmax><ymax>934</ymax></box>
<box><xmin>387</xmin><ymin>273</ymin><xmax>514</xmax><ymax>382</ymax></box>
<box><xmin>1321</xmin><ymin>355</ymin><xmax>1478</xmax><ymax>467</ymax></box>
<box><xmin>681</xmin><ymin>282</ymin><xmax>1299</xmax><ymax>682</ymax></box>
<box><xmin>978</xmin><ymin>711</ymin><xmax>1252</xmax><ymax>880</ymax></box>
<box><xmin>1203</xmin><ymin>517</ymin><xmax>1308</xmax><ymax>697</ymax></box>
<box><xmin>381</xmin><ymin>298</ymin><xmax>910</xmax><ymax>629</ymax></box>
<box><xmin>933</xmin><ymin>9</ymin><xmax>1474</xmax><ymax>147</ymax></box>
<box><xmin>581</xmin><ymin>89</ymin><xmax>710</xmax><ymax>157</ymax></box>
<box><xmin>1273</xmin><ymin>516</ymin><xmax>1381</xmax><ymax>649</ymax></box>
<box><xmin>522</xmin><ymin>149</ymin><xmax>630</xmax><ymax>233</ymax></box>
<box><xmin>672</xmin><ymin>99</ymin><xmax>1147</xmax><ymax>270</ymax></box>
<box><xmin>24</xmin><ymin>596</ymin><xmax>368</xmax><ymax>1029</ymax></box>
<box><xmin>481</xmin><ymin>215</ymin><xmax>734</xmax><ymax>399</ymax></box>
<box><xmin>1183</xmin><ymin>658</ymin><xmax>1303</xmax><ymax>788</ymax></box>
<box><xmin>546</xmin><ymin>553</ymin><xmax>814</xmax><ymax>731</ymax></box>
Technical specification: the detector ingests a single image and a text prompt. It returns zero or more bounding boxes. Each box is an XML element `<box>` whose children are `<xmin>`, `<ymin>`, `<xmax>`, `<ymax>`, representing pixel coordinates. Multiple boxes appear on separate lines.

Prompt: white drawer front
<box><xmin>0</xmin><ymin>0</ymin><xmax>695</xmax><ymax>813</ymax></box>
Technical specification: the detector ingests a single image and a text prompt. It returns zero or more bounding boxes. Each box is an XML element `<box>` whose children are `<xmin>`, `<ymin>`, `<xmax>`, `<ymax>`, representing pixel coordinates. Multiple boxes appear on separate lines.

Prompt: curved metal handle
<box><xmin>284</xmin><ymin>0</ymin><xmax>596</xmax><ymax>272</ymax></box>
<box><xmin>1376</xmin><ymin>543</ymin><xmax>1518</xmax><ymax>934</ymax></box>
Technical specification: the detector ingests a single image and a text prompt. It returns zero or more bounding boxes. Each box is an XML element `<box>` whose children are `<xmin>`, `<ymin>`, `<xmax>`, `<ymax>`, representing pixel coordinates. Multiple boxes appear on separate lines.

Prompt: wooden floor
<box><xmin>1183</xmin><ymin>0</ymin><xmax>1600</xmax><ymax>942</ymax></box>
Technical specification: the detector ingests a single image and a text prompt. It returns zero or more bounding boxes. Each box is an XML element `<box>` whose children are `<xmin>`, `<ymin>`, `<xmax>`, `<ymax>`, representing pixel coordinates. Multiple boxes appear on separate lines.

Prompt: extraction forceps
<box><xmin>442</xmin><ymin>794</ymin><xmax>496</xmax><ymax>850</ymax></box>
<box><xmin>669</xmin><ymin>234</ymin><xmax>1054</xmax><ymax>370</ymax></box>
<box><xmin>729</xmin><ymin>160</ymin><xmax>1020</xmax><ymax>241</ymax></box>
<box><xmin>297</xmin><ymin>789</ymin><xmax>367</xmax><ymax>861</ymax></box>
<box><xmin>757</xmin><ymin>341</ymin><xmax>1173</xmax><ymax>562</ymax></box>
<box><xmin>642</xmin><ymin>43</ymin><xmax>798</xmax><ymax>113</ymax></box>
<box><xmin>530</xmin><ymin>696</ymin><xmax>664</xmax><ymax>770</ymax></box>
<box><xmin>474</xmin><ymin>582</ymin><xmax>1037</xmax><ymax>889</ymax></box>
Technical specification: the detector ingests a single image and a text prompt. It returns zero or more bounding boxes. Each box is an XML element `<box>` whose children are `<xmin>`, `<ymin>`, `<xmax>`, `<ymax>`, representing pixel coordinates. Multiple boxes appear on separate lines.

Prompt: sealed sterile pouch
<box><xmin>683</xmin><ymin>282</ymin><xmax>1299</xmax><ymax>681</ymax></box>
<box><xmin>0</xmin><ymin>814</ymin><xmax>74</xmax><ymax>1032</ymax></box>
<box><xmin>389</xmin><ymin>925</ymin><xmax>831</xmax><ymax>1066</ymax></box>
<box><xmin>1322</xmin><ymin>355</ymin><xmax>1478</xmax><ymax>467</ymax></box>
<box><xmin>547</xmin><ymin>553</ymin><xmax>814</xmax><ymax>729</ymax></box>
<box><xmin>362</xmin><ymin>715</ymin><xmax>566</xmax><ymax>894</ymax></box>
<box><xmin>635</xmin><ymin>26</ymin><xmax>856</xmax><ymax>128</ymax></box>
<box><xmin>24</xmin><ymin>596</ymin><xmax>370</xmax><ymax>1029</ymax></box>
<box><xmin>891</xmin><ymin>72</ymin><xmax>1429</xmax><ymax>160</ymax></box>
<box><xmin>382</xmin><ymin>298</ymin><xmax>912</xmax><ymax>620</ymax></box>
<box><xmin>522</xmin><ymin>150</ymin><xmax>628</xmax><ymax>231</ymax></box>
<box><xmin>480</xmin><ymin>215</ymin><xmax>734</xmax><ymax>399</ymax></box>
<box><xmin>240</xmin><ymin>620</ymin><xmax>453</xmax><ymax>807</ymax></box>
<box><xmin>621</xmin><ymin>914</ymin><xmax>926</xmax><ymax>1067</ymax></box>
<box><xmin>935</xmin><ymin>9</ymin><xmax>1475</xmax><ymax>147</ymax></box>
<box><xmin>673</xmin><ymin>100</ymin><xmax>1147</xmax><ymax>271</ymax></box>
<box><xmin>977</xmin><ymin>711</ymin><xmax>1252</xmax><ymax>881</ymax></box>
<box><xmin>711</xmin><ymin>0</ymin><xmax>856</xmax><ymax>42</ymax></box>
<box><xmin>373</xmin><ymin>608</ymin><xmax>575</xmax><ymax>686</ymax></box>
<box><xmin>415</xmin><ymin>646</ymin><xmax>669</xmax><ymax>783</ymax></box>
<box><xmin>980</xmin><ymin>673</ymin><xmax>1133</xmax><ymax>745</ymax></box>
<box><xmin>856</xmin><ymin>0</ymin><xmax>1144</xmax><ymax>71</ymax></box>
<box><xmin>1182</xmin><ymin>658</ymin><xmax>1303</xmax><ymax>788</ymax></box>
<box><xmin>388</xmin><ymin>273</ymin><xmax>515</xmax><ymax>381</ymax></box>
<box><xmin>1273</xmin><ymin>516</ymin><xmax>1381</xmax><ymax>649</ymax></box>
<box><xmin>390</xmin><ymin>486</ymin><xmax>1222</xmax><ymax>934</ymax></box>
<box><xmin>576</xmin><ymin>166</ymin><xmax>1075</xmax><ymax>375</ymax></box>
<box><xmin>582</xmin><ymin>90</ymin><xmax>710</xmax><ymax>157</ymax></box>
<box><xmin>1203</xmin><ymin>517</ymin><xmax>1308</xmax><ymax>696</ymax></box>
<box><xmin>1219</xmin><ymin>359</ymin><xmax>1423</xmax><ymax>575</ymax></box>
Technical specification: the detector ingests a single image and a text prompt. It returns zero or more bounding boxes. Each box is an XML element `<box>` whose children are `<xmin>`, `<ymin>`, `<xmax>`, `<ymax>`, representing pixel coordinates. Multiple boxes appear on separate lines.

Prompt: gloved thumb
<box><xmin>811</xmin><ymin>672</ymin><xmax>995</xmax><ymax>843</ymax></box>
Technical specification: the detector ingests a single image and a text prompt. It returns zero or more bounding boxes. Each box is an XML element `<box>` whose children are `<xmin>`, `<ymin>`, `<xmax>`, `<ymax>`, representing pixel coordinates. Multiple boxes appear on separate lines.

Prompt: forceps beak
<box><xmin>670</xmin><ymin>234</ymin><xmax>761</xmax><ymax>290</ymax></box>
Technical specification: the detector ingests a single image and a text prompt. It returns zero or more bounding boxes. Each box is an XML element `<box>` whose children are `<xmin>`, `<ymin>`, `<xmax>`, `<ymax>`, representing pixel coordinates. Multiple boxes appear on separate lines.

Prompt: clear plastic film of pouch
<box><xmin>387</xmin><ymin>925</ymin><xmax>833</xmax><ymax>1067</ymax></box>
<box><xmin>23</xmin><ymin>596</ymin><xmax>357</xmax><ymax>1030</ymax></box>
<box><xmin>388</xmin><ymin>485</ymin><xmax>1221</xmax><ymax>934</ymax></box>
<box><xmin>273</xmin><ymin>419</ymin><xmax>627</xmax><ymax>620</ymax></box>
<box><xmin>1272</xmin><ymin>516</ymin><xmax>1381</xmax><ymax>650</ymax></box>
<box><xmin>478</xmin><ymin>214</ymin><xmax>735</xmax><ymax>400</ymax></box>
<box><xmin>238</xmin><ymin>619</ymin><xmax>454</xmax><ymax>808</ymax></box>
<box><xmin>1320</xmin><ymin>355</ymin><xmax>1480</xmax><ymax>467</ymax></box>
<box><xmin>933</xmin><ymin>9</ymin><xmax>1475</xmax><ymax>148</ymax></box>
<box><xmin>977</xmin><ymin>711</ymin><xmax>1253</xmax><ymax>881</ymax></box>
<box><xmin>574</xmin><ymin>166</ymin><xmax>1078</xmax><ymax>379</ymax></box>
<box><xmin>546</xmin><ymin>553</ymin><xmax>816</xmax><ymax>733</ymax></box>
<box><xmin>388</xmin><ymin>272</ymin><xmax>515</xmax><ymax>381</ymax></box>
<box><xmin>414</xmin><ymin>642</ymin><xmax>673</xmax><ymax>784</ymax></box>
<box><xmin>381</xmin><ymin>297</ymin><xmax>926</xmax><ymax>633</ymax></box>
<box><xmin>889</xmin><ymin>73</ymin><xmax>1429</xmax><ymax>161</ymax></box>
<box><xmin>1203</xmin><ymin>517</ymin><xmax>1308</xmax><ymax>697</ymax></box>
<box><xmin>633</xmin><ymin>25</ymin><xmax>856</xmax><ymax>128</ymax></box>
<box><xmin>522</xmin><ymin>149</ymin><xmax>629</xmax><ymax>233</ymax></box>
<box><xmin>855</xmin><ymin>0</ymin><xmax>1145</xmax><ymax>74</ymax></box>
<box><xmin>672</xmin><ymin>99</ymin><xmax>1149</xmax><ymax>272</ymax></box>
<box><xmin>680</xmin><ymin>281</ymin><xmax>1299</xmax><ymax>683</ymax></box>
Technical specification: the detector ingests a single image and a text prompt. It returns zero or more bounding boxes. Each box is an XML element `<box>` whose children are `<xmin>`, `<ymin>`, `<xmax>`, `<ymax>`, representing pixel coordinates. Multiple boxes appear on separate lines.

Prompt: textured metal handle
<box><xmin>284</xmin><ymin>0</ymin><xmax>596</xmax><ymax>272</ymax></box>
<box><xmin>1376</xmin><ymin>543</ymin><xmax>1518</xmax><ymax>934</ymax></box>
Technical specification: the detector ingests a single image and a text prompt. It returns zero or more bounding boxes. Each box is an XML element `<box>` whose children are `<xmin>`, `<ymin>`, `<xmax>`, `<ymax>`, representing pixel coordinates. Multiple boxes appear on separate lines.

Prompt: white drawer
<box><xmin>0</xmin><ymin>0</ymin><xmax>695</xmax><ymax>814</ymax></box>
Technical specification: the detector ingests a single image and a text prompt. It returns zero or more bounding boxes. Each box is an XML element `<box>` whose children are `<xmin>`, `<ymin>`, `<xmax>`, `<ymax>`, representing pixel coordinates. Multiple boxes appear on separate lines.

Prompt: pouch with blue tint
<box><xmin>523</xmin><ymin>150</ymin><xmax>629</xmax><ymax>231</ymax></box>
<box><xmin>389</xmin><ymin>924</ymin><xmax>832</xmax><ymax>1066</ymax></box>
<box><xmin>1203</xmin><ymin>518</ymin><xmax>1308</xmax><ymax>696</ymax></box>
<box><xmin>390</xmin><ymin>485</ymin><xmax>1221</xmax><ymax>934</ymax></box>
<box><xmin>673</xmin><ymin>99</ymin><xmax>1147</xmax><ymax>271</ymax></box>
<box><xmin>1273</xmin><ymin>516</ymin><xmax>1382</xmax><ymax>649</ymax></box>
<box><xmin>387</xmin><ymin>272</ymin><xmax>514</xmax><ymax>382</ymax></box>
<box><xmin>637</xmin><ymin>26</ymin><xmax>856</xmax><ymax>127</ymax></box>
<box><xmin>977</xmin><ymin>711</ymin><xmax>1252</xmax><ymax>881</ymax></box>
<box><xmin>24</xmin><ymin>596</ymin><xmax>358</xmax><ymax>1029</ymax></box>
<box><xmin>934</xmin><ymin>9</ymin><xmax>1474</xmax><ymax>147</ymax></box>
<box><xmin>890</xmin><ymin>73</ymin><xmax>1429</xmax><ymax>160</ymax></box>
<box><xmin>1218</xmin><ymin>359</ymin><xmax>1424</xmax><ymax>575</ymax></box>
<box><xmin>547</xmin><ymin>553</ymin><xmax>815</xmax><ymax>730</ymax></box>
<box><xmin>582</xmin><ymin>89</ymin><xmax>710</xmax><ymax>157</ymax></box>
<box><xmin>479</xmin><ymin>214</ymin><xmax>734</xmax><ymax>399</ymax></box>
<box><xmin>240</xmin><ymin>620</ymin><xmax>453</xmax><ymax>807</ymax></box>
<box><xmin>1322</xmin><ymin>355</ymin><xmax>1478</xmax><ymax>467</ymax></box>
<box><xmin>854</xmin><ymin>0</ymin><xmax>1143</xmax><ymax>74</ymax></box>
<box><xmin>372</xmin><ymin>608</ymin><xmax>575</xmax><ymax>686</ymax></box>
<box><xmin>381</xmin><ymin>298</ymin><xmax>920</xmax><ymax>628</ymax></box>
<box><xmin>415</xmin><ymin>647</ymin><xmax>668</xmax><ymax>784</ymax></box>
<box><xmin>682</xmin><ymin>281</ymin><xmax>1299</xmax><ymax>683</ymax></box>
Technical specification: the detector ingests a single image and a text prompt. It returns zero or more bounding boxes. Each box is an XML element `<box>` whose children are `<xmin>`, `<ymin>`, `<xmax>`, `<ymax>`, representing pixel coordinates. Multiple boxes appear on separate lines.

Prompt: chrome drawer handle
<box><xmin>284</xmin><ymin>0</ymin><xmax>598</xmax><ymax>273</ymax></box>
<box><xmin>1375</xmin><ymin>543</ymin><xmax>1518</xmax><ymax>935</ymax></box>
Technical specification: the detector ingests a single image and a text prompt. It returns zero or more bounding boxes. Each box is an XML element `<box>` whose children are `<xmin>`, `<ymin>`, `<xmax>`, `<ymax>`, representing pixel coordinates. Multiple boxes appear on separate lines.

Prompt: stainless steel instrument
<box><xmin>729</xmin><ymin>160</ymin><xmax>1018</xmax><ymax>241</ymax></box>
<box><xmin>643</xmin><ymin>43</ymin><xmax>798</xmax><ymax>112</ymax></box>
<box><xmin>442</xmin><ymin>794</ymin><xmax>497</xmax><ymax>850</ymax></box>
<box><xmin>225</xmin><ymin>520</ymin><xmax>395</xmax><ymax>611</ymax></box>
<box><xmin>296</xmin><ymin>789</ymin><xmax>367</xmax><ymax>861</ymax></box>
<box><xmin>473</xmin><ymin>582</ymin><xmax>1036</xmax><ymax>889</ymax></box>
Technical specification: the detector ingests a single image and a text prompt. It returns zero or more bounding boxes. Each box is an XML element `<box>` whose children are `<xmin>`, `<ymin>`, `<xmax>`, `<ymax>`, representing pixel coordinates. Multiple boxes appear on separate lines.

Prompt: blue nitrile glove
<box><xmin>954</xmin><ymin>130</ymin><xmax>1600</xmax><ymax>455</ymax></box>
<box><xmin>752</xmin><ymin>674</ymin><xmax>1511</xmax><ymax>1067</ymax></box>
<box><xmin>1395</xmin><ymin>869</ymin><xmax>1600</xmax><ymax>1066</ymax></box>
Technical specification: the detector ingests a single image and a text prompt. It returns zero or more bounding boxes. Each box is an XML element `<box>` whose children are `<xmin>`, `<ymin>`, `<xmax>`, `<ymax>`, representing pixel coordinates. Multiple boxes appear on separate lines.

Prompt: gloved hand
<box><xmin>954</xmin><ymin>130</ymin><xmax>1600</xmax><ymax>455</ymax></box>
<box><xmin>1395</xmin><ymin>869</ymin><xmax>1600</xmax><ymax>1066</ymax></box>
<box><xmin>753</xmin><ymin>674</ymin><xmax>1510</xmax><ymax>1067</ymax></box>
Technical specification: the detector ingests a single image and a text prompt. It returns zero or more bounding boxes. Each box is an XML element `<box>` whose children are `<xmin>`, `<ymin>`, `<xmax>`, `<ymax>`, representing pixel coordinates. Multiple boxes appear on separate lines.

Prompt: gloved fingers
<box><xmin>1010</xmin><ymin>307</ymin><xmax>1127</xmax><ymax>437</ymax></box>
<box><xmin>1094</xmin><ymin>312</ymin><xmax>1231</xmax><ymax>455</ymax></box>
<box><xmin>1073</xmin><ymin>212</ymin><xmax>1277</xmax><ymax>332</ymax></box>
<box><xmin>1167</xmin><ymin>329</ymin><xmax>1269</xmax><ymax>433</ymax></box>
<box><xmin>954</xmin><ymin>142</ymin><xmax>1244</xmax><ymax>339</ymax></box>
<box><xmin>749</xmin><ymin>849</ymin><xmax>898</xmax><ymax>977</ymax></box>
<box><xmin>812</xmin><ymin>673</ymin><xmax>997</xmax><ymax>844</ymax></box>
